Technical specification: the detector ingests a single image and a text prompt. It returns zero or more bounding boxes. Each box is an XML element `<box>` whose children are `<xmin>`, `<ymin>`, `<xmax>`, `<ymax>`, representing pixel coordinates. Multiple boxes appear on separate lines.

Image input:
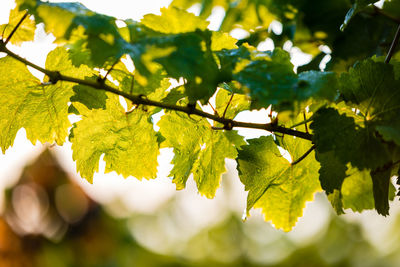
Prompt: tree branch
<box><xmin>0</xmin><ymin>41</ymin><xmax>313</xmax><ymax>141</ymax></box>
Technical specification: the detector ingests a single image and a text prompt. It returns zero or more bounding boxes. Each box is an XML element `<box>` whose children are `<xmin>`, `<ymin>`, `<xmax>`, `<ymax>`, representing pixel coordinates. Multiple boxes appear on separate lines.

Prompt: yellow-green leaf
<box><xmin>70</xmin><ymin>96</ymin><xmax>159</xmax><ymax>183</ymax></box>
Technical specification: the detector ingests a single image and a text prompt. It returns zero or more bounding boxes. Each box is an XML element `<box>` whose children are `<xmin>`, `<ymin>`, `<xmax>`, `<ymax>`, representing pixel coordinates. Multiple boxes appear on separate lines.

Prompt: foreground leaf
<box><xmin>158</xmin><ymin>112</ymin><xmax>243</xmax><ymax>198</ymax></box>
<box><xmin>237</xmin><ymin>136</ymin><xmax>320</xmax><ymax>231</ymax></box>
<box><xmin>70</xmin><ymin>97</ymin><xmax>159</xmax><ymax>182</ymax></box>
<box><xmin>0</xmin><ymin>48</ymin><xmax>87</xmax><ymax>152</ymax></box>
<box><xmin>0</xmin><ymin>8</ymin><xmax>36</xmax><ymax>45</ymax></box>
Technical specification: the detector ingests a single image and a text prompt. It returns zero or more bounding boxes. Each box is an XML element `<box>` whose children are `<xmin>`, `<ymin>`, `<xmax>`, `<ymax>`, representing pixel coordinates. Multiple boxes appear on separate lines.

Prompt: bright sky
<box><xmin>0</xmin><ymin>0</ymin><xmax>399</xmax><ymax>255</ymax></box>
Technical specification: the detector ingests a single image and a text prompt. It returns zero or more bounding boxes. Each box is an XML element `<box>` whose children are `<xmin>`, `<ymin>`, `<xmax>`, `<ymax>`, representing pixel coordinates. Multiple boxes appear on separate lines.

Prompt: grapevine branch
<box><xmin>0</xmin><ymin>40</ymin><xmax>313</xmax><ymax>141</ymax></box>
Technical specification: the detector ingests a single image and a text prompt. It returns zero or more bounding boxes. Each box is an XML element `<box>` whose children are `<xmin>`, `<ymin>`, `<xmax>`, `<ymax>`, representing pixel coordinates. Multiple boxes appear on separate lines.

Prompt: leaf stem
<box><xmin>4</xmin><ymin>12</ymin><xmax>29</xmax><ymax>45</ymax></box>
<box><xmin>222</xmin><ymin>92</ymin><xmax>234</xmax><ymax>118</ymax></box>
<box><xmin>291</xmin><ymin>145</ymin><xmax>316</xmax><ymax>166</ymax></box>
<box><xmin>0</xmin><ymin>41</ymin><xmax>313</xmax><ymax>141</ymax></box>
<box><xmin>385</xmin><ymin>24</ymin><xmax>400</xmax><ymax>64</ymax></box>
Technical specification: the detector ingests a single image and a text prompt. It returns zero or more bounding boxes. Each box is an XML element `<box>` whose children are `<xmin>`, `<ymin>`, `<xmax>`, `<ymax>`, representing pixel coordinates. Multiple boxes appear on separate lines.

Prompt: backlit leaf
<box><xmin>237</xmin><ymin>136</ymin><xmax>320</xmax><ymax>231</ymax></box>
<box><xmin>70</xmin><ymin>96</ymin><xmax>159</xmax><ymax>183</ymax></box>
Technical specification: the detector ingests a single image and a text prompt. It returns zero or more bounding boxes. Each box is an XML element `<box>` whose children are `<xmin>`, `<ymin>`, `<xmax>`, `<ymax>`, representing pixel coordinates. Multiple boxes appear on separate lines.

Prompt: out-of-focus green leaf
<box><xmin>341</xmin><ymin>0</ymin><xmax>379</xmax><ymax>31</ymax></box>
<box><xmin>341</xmin><ymin>166</ymin><xmax>375</xmax><ymax>212</ymax></box>
<box><xmin>141</xmin><ymin>7</ymin><xmax>209</xmax><ymax>34</ymax></box>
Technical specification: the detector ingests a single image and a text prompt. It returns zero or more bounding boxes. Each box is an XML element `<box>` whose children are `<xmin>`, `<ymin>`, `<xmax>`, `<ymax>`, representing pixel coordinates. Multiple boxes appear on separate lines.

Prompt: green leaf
<box><xmin>370</xmin><ymin>167</ymin><xmax>392</xmax><ymax>216</ymax></box>
<box><xmin>215</xmin><ymin>89</ymin><xmax>250</xmax><ymax>120</ymax></box>
<box><xmin>382</xmin><ymin>0</ymin><xmax>400</xmax><ymax>21</ymax></box>
<box><xmin>315</xmin><ymin>151</ymin><xmax>347</xmax><ymax>194</ymax></box>
<box><xmin>141</xmin><ymin>7</ymin><xmax>209</xmax><ymax>34</ymax></box>
<box><xmin>71</xmin><ymin>83</ymin><xmax>108</xmax><ymax>110</ymax></box>
<box><xmin>46</xmin><ymin>47</ymin><xmax>102</xmax><ymax>110</ymax></box>
<box><xmin>233</xmin><ymin>48</ymin><xmax>298</xmax><ymax>110</ymax></box>
<box><xmin>0</xmin><ymin>8</ymin><xmax>36</xmax><ymax>45</ymax></box>
<box><xmin>110</xmin><ymin>61</ymin><xmax>169</xmax><ymax>96</ymax></box>
<box><xmin>0</xmin><ymin>47</ymin><xmax>88</xmax><ymax>152</ymax></box>
<box><xmin>19</xmin><ymin>1</ymin><xmax>89</xmax><ymax>40</ymax></box>
<box><xmin>158</xmin><ymin>112</ymin><xmax>241</xmax><ymax>198</ymax></box>
<box><xmin>129</xmin><ymin>31</ymin><xmax>220</xmax><ymax>103</ymax></box>
<box><xmin>311</xmin><ymin>107</ymin><xmax>390</xmax><ymax>170</ymax></box>
<box><xmin>298</xmin><ymin>71</ymin><xmax>338</xmax><ymax>101</ymax></box>
<box><xmin>340</xmin><ymin>59</ymin><xmax>400</xmax><ymax>146</ymax></box>
<box><xmin>70</xmin><ymin>96</ymin><xmax>159</xmax><ymax>183</ymax></box>
<box><xmin>341</xmin><ymin>166</ymin><xmax>374</xmax><ymax>212</ymax></box>
<box><xmin>327</xmin><ymin>189</ymin><xmax>345</xmax><ymax>215</ymax></box>
<box><xmin>211</xmin><ymin>32</ymin><xmax>238</xmax><ymax>51</ymax></box>
<box><xmin>20</xmin><ymin>1</ymin><xmax>126</xmax><ymax>66</ymax></box>
<box><xmin>237</xmin><ymin>136</ymin><xmax>320</xmax><ymax>232</ymax></box>
<box><xmin>341</xmin><ymin>0</ymin><xmax>379</xmax><ymax>31</ymax></box>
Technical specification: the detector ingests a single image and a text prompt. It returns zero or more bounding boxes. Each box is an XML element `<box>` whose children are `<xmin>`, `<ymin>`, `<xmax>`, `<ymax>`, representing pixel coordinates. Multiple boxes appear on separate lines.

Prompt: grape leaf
<box><xmin>70</xmin><ymin>96</ymin><xmax>159</xmax><ymax>183</ymax></box>
<box><xmin>315</xmin><ymin>151</ymin><xmax>347</xmax><ymax>194</ymax></box>
<box><xmin>129</xmin><ymin>31</ymin><xmax>220</xmax><ymax>103</ymax></box>
<box><xmin>71</xmin><ymin>82</ymin><xmax>108</xmax><ymax>110</ymax></box>
<box><xmin>19</xmin><ymin>1</ymin><xmax>126</xmax><ymax>66</ymax></box>
<box><xmin>46</xmin><ymin>47</ymin><xmax>103</xmax><ymax>110</ymax></box>
<box><xmin>0</xmin><ymin>8</ymin><xmax>36</xmax><ymax>45</ymax></box>
<box><xmin>18</xmin><ymin>1</ymin><xmax>89</xmax><ymax>40</ymax></box>
<box><xmin>370</xmin><ymin>167</ymin><xmax>392</xmax><ymax>216</ymax></box>
<box><xmin>382</xmin><ymin>0</ymin><xmax>400</xmax><ymax>21</ymax></box>
<box><xmin>215</xmin><ymin>89</ymin><xmax>250</xmax><ymax>120</ymax></box>
<box><xmin>298</xmin><ymin>71</ymin><xmax>338</xmax><ymax>101</ymax></box>
<box><xmin>233</xmin><ymin>48</ymin><xmax>298</xmax><ymax>110</ymax></box>
<box><xmin>0</xmin><ymin>47</ymin><xmax>90</xmax><ymax>152</ymax></box>
<box><xmin>141</xmin><ymin>7</ymin><xmax>209</xmax><ymax>34</ymax></box>
<box><xmin>158</xmin><ymin>112</ymin><xmax>242</xmax><ymax>198</ymax></box>
<box><xmin>110</xmin><ymin>61</ymin><xmax>169</xmax><ymax>96</ymax></box>
<box><xmin>341</xmin><ymin>166</ymin><xmax>375</xmax><ymax>212</ymax></box>
<box><xmin>237</xmin><ymin>136</ymin><xmax>320</xmax><ymax>232</ymax></box>
<box><xmin>311</xmin><ymin>107</ymin><xmax>390</xmax><ymax>170</ymax></box>
<box><xmin>211</xmin><ymin>32</ymin><xmax>238</xmax><ymax>51</ymax></box>
<box><xmin>327</xmin><ymin>189</ymin><xmax>345</xmax><ymax>215</ymax></box>
<box><xmin>340</xmin><ymin>59</ymin><xmax>400</xmax><ymax>146</ymax></box>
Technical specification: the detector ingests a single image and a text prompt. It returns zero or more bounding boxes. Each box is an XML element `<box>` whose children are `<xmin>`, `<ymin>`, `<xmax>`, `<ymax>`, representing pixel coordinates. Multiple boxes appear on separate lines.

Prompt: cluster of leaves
<box><xmin>0</xmin><ymin>0</ymin><xmax>400</xmax><ymax>231</ymax></box>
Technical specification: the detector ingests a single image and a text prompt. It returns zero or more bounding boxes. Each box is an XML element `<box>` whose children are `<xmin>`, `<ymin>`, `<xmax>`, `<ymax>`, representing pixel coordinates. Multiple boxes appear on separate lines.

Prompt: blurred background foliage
<box><xmin>171</xmin><ymin>0</ymin><xmax>399</xmax><ymax>72</ymax></box>
<box><xmin>1</xmin><ymin>148</ymin><xmax>400</xmax><ymax>267</ymax></box>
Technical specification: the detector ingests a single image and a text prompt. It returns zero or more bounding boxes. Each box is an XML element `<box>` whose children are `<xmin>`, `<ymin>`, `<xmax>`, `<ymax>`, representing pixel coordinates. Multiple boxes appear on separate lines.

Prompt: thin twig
<box><xmin>303</xmin><ymin>112</ymin><xmax>308</xmax><ymax>133</ymax></box>
<box><xmin>222</xmin><ymin>93</ymin><xmax>234</xmax><ymax>118</ymax></box>
<box><xmin>1</xmin><ymin>25</ymin><xmax>8</xmax><ymax>41</ymax></box>
<box><xmin>208</xmin><ymin>101</ymin><xmax>219</xmax><ymax>116</ymax></box>
<box><xmin>102</xmin><ymin>59</ymin><xmax>120</xmax><ymax>81</ymax></box>
<box><xmin>0</xmin><ymin>41</ymin><xmax>313</xmax><ymax>141</ymax></box>
<box><xmin>4</xmin><ymin>12</ymin><xmax>29</xmax><ymax>45</ymax></box>
<box><xmin>385</xmin><ymin>24</ymin><xmax>400</xmax><ymax>64</ymax></box>
<box><xmin>291</xmin><ymin>145</ymin><xmax>316</xmax><ymax>166</ymax></box>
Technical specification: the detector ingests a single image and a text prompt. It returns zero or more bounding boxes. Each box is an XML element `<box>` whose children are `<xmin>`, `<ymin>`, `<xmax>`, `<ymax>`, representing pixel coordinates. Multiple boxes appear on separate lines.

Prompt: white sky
<box><xmin>0</xmin><ymin>0</ymin><xmax>399</xmax><ymax>255</ymax></box>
